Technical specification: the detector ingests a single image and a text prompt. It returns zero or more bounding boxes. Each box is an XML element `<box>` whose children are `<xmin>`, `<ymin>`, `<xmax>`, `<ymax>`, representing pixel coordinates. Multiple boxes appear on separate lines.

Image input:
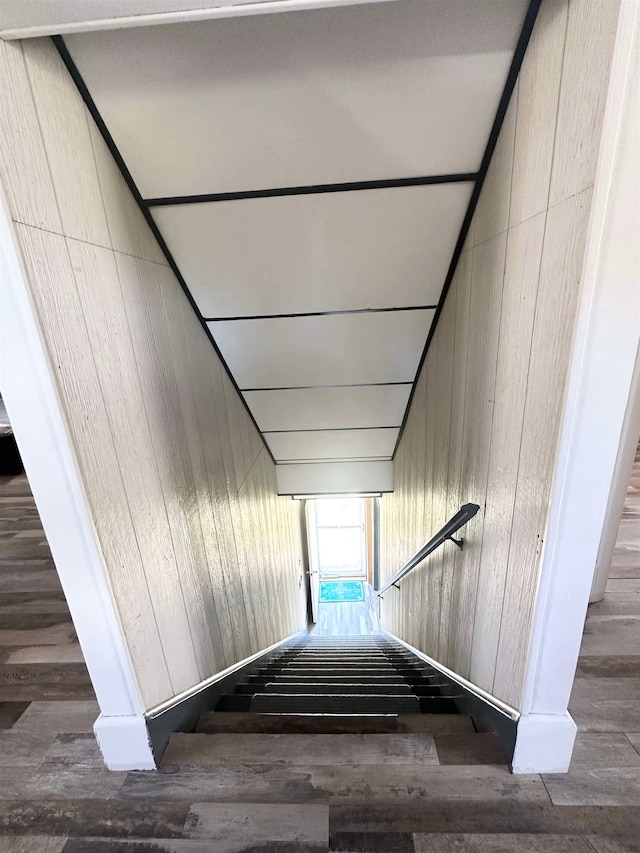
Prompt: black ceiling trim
<box><xmin>242</xmin><ymin>382</ymin><xmax>412</xmax><ymax>392</ymax></box>
<box><xmin>263</xmin><ymin>426</ymin><xmax>401</xmax><ymax>434</ymax></box>
<box><xmin>392</xmin><ymin>0</ymin><xmax>544</xmax><ymax>459</ymax></box>
<box><xmin>206</xmin><ymin>305</ymin><xmax>437</xmax><ymax>322</ymax></box>
<box><xmin>145</xmin><ymin>174</ymin><xmax>478</xmax><ymax>207</ymax></box>
<box><xmin>277</xmin><ymin>457</ymin><xmax>392</xmax><ymax>464</ymax></box>
<box><xmin>51</xmin><ymin>35</ymin><xmax>277</xmax><ymax>466</ymax></box>
<box><xmin>287</xmin><ymin>490</ymin><xmax>392</xmax><ymax>498</ymax></box>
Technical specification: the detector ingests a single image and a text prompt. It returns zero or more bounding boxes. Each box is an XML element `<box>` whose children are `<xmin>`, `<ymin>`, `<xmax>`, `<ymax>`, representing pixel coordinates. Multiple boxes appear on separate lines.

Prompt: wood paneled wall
<box><xmin>0</xmin><ymin>37</ymin><xmax>306</xmax><ymax>710</ymax></box>
<box><xmin>379</xmin><ymin>0</ymin><xmax>620</xmax><ymax>710</ymax></box>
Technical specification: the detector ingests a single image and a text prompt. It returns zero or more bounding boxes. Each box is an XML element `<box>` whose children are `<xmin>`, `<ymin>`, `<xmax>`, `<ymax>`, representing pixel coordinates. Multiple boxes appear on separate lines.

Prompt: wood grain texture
<box><xmin>14</xmin><ymin>224</ymin><xmax>172</xmax><ymax>708</ymax></box>
<box><xmin>440</xmin><ymin>250</ymin><xmax>472</xmax><ymax>670</ymax></box>
<box><xmin>493</xmin><ymin>188</ymin><xmax>593</xmax><ymax>705</ymax></box>
<box><xmin>22</xmin><ymin>39</ymin><xmax>110</xmax><ymax>248</ymax></box>
<box><xmin>68</xmin><ymin>239</ymin><xmax>200</xmax><ymax>695</ymax></box>
<box><xmin>380</xmin><ymin>0</ymin><xmax>616</xmax><ymax>707</ymax></box>
<box><xmin>0</xmin><ymin>40</ymin><xmax>61</xmax><ymax>232</ymax></box>
<box><xmin>87</xmin><ymin>113</ymin><xmax>166</xmax><ymax>266</ymax></box>
<box><xmin>509</xmin><ymin>0</ymin><xmax>568</xmax><ymax>228</ymax></box>
<box><xmin>448</xmin><ymin>232</ymin><xmax>506</xmax><ymax>678</ymax></box>
<box><xmin>3</xmin><ymin>39</ymin><xmax>304</xmax><ymax>711</ymax></box>
<box><xmin>549</xmin><ymin>0</ymin><xmax>620</xmax><ymax>206</ymax></box>
<box><xmin>473</xmin><ymin>82</ymin><xmax>517</xmax><ymax>246</ymax></box>
<box><xmin>469</xmin><ymin>212</ymin><xmax>545</xmax><ymax>691</ymax></box>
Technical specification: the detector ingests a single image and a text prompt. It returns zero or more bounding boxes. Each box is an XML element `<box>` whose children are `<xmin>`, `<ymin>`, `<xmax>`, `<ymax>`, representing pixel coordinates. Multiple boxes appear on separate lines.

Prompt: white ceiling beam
<box><xmin>0</xmin><ymin>0</ymin><xmax>399</xmax><ymax>40</ymax></box>
<box><xmin>275</xmin><ymin>460</ymin><xmax>393</xmax><ymax>495</ymax></box>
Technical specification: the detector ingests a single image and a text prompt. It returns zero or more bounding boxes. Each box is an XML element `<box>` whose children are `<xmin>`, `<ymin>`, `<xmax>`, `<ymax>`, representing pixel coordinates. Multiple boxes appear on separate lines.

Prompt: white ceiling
<box><xmin>65</xmin><ymin>1</ymin><xmax>523</xmax><ymax>194</ymax></box>
<box><xmin>265</xmin><ymin>428</ymin><xmax>398</xmax><ymax>462</ymax></box>
<box><xmin>244</xmin><ymin>384</ymin><xmax>411</xmax><ymax>432</ymax></box>
<box><xmin>0</xmin><ymin>0</ymin><xmax>393</xmax><ymax>39</ymax></box>
<box><xmin>152</xmin><ymin>186</ymin><xmax>471</xmax><ymax>316</ymax></box>
<box><xmin>60</xmin><ymin>0</ymin><xmax>529</xmax><ymax>467</ymax></box>
<box><xmin>208</xmin><ymin>310</ymin><xmax>434</xmax><ymax>388</ymax></box>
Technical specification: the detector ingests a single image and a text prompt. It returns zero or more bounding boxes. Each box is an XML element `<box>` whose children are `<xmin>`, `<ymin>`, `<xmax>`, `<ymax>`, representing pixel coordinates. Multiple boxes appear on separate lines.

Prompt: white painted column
<box><xmin>512</xmin><ymin>0</ymin><xmax>640</xmax><ymax>774</ymax></box>
<box><xmin>0</xmin><ymin>193</ymin><xmax>156</xmax><ymax>770</ymax></box>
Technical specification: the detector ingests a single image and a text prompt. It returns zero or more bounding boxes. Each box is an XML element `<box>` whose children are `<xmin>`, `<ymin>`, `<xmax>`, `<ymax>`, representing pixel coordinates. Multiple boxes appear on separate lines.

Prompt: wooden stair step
<box><xmin>162</xmin><ymin>732</ymin><xmax>439</xmax><ymax>768</ymax></box>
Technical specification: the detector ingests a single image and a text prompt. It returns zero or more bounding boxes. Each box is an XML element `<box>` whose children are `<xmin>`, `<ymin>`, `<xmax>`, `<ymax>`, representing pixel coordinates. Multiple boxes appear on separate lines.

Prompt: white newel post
<box><xmin>512</xmin><ymin>0</ymin><xmax>639</xmax><ymax>774</ymax></box>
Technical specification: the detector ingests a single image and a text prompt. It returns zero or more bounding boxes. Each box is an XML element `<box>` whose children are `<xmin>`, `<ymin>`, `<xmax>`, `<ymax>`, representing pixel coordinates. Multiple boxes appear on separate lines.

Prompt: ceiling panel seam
<box><xmin>51</xmin><ymin>33</ymin><xmax>279</xmax><ymax>465</ymax></box>
<box><xmin>263</xmin><ymin>426</ymin><xmax>401</xmax><ymax>434</ymax></box>
<box><xmin>391</xmin><ymin>0</ymin><xmax>544</xmax><ymax>458</ymax></box>
<box><xmin>240</xmin><ymin>382</ymin><xmax>412</xmax><ymax>392</ymax></box>
<box><xmin>205</xmin><ymin>306</ymin><xmax>438</xmax><ymax>321</ymax></box>
<box><xmin>144</xmin><ymin>173</ymin><xmax>478</xmax><ymax>206</ymax></box>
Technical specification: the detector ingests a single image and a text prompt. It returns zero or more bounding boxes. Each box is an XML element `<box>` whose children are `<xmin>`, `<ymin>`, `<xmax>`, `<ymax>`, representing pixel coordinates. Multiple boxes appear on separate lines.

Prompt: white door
<box><xmin>306</xmin><ymin>501</ymin><xmax>321</xmax><ymax>623</ymax></box>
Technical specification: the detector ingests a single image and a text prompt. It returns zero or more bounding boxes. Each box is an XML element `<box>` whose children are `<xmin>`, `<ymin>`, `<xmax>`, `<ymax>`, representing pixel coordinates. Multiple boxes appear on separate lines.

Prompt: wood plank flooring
<box><xmin>1</xmin><ymin>455</ymin><xmax>639</xmax><ymax>850</ymax></box>
<box><xmin>312</xmin><ymin>581</ymin><xmax>381</xmax><ymax>637</ymax></box>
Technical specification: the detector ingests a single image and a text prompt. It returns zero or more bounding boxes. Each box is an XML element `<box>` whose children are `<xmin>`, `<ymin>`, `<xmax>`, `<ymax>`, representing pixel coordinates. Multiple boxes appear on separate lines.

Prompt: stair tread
<box><xmin>162</xmin><ymin>732</ymin><xmax>440</xmax><ymax>768</ymax></box>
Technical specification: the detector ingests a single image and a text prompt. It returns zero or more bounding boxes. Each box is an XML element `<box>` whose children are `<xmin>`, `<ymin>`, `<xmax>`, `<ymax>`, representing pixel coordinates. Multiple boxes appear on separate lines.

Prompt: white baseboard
<box><xmin>94</xmin><ymin>714</ymin><xmax>156</xmax><ymax>771</ymax></box>
<box><xmin>512</xmin><ymin>711</ymin><xmax>577</xmax><ymax>774</ymax></box>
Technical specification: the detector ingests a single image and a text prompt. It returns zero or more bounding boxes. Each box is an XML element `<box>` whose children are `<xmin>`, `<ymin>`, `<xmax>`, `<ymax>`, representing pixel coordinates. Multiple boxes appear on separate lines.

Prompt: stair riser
<box><xmin>249</xmin><ymin>695</ymin><xmax>423</xmax><ymax>714</ymax></box>
<box><xmin>196</xmin><ymin>712</ymin><xmax>475</xmax><ymax>735</ymax></box>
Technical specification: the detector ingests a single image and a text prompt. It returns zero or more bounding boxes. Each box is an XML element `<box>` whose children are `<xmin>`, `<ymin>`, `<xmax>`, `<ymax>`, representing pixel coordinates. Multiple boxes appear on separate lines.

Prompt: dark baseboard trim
<box><xmin>384</xmin><ymin>630</ymin><xmax>520</xmax><ymax>767</ymax></box>
<box><xmin>145</xmin><ymin>630</ymin><xmax>307</xmax><ymax>762</ymax></box>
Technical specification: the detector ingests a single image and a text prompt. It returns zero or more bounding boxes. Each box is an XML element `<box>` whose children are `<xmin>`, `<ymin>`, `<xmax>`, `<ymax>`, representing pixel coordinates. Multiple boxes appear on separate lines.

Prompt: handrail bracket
<box><xmin>447</xmin><ymin>536</ymin><xmax>464</xmax><ymax>550</ymax></box>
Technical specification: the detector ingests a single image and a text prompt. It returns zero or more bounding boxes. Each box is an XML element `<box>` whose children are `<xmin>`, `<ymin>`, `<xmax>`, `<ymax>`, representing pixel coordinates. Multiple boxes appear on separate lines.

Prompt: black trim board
<box><xmin>430</xmin><ymin>667</ymin><xmax>518</xmax><ymax>767</ymax></box>
<box><xmin>385</xmin><ymin>631</ymin><xmax>519</xmax><ymax>767</ymax></box>
<box><xmin>276</xmin><ymin>456</ymin><xmax>392</xmax><ymax>464</ymax></box>
<box><xmin>146</xmin><ymin>173</ymin><xmax>478</xmax><ymax>206</ymax></box>
<box><xmin>206</xmin><ymin>305</ymin><xmax>438</xmax><ymax>321</ymax></box>
<box><xmin>146</xmin><ymin>631</ymin><xmax>307</xmax><ymax>762</ymax></box>
<box><xmin>263</xmin><ymin>426</ymin><xmax>401</xmax><ymax>433</ymax></box>
<box><xmin>51</xmin><ymin>35</ymin><xmax>276</xmax><ymax>466</ymax></box>
<box><xmin>391</xmin><ymin>0</ymin><xmax>544</xmax><ymax>459</ymax></box>
<box><xmin>242</xmin><ymin>382</ymin><xmax>411</xmax><ymax>392</ymax></box>
<box><xmin>285</xmin><ymin>489</ymin><xmax>392</xmax><ymax>497</ymax></box>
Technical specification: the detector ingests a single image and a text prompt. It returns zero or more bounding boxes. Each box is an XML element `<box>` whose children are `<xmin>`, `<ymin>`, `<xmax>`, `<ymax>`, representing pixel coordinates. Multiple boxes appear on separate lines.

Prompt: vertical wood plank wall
<box><xmin>0</xmin><ymin>37</ymin><xmax>306</xmax><ymax>710</ymax></box>
<box><xmin>379</xmin><ymin>0</ymin><xmax>621</xmax><ymax>710</ymax></box>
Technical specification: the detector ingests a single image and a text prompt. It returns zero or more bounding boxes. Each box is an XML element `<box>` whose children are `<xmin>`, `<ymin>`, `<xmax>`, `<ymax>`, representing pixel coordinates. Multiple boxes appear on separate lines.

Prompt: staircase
<box><xmin>155</xmin><ymin>636</ymin><xmax>516</xmax><ymax>848</ymax></box>
<box><xmin>208</xmin><ymin>635</ymin><xmax>461</xmax><ymax>717</ymax></box>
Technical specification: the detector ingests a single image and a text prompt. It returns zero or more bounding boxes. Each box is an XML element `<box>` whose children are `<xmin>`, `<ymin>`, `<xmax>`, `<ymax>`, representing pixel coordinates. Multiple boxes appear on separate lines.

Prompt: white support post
<box><xmin>0</xmin><ymin>192</ymin><xmax>155</xmax><ymax>770</ymax></box>
<box><xmin>512</xmin><ymin>0</ymin><xmax>640</xmax><ymax>774</ymax></box>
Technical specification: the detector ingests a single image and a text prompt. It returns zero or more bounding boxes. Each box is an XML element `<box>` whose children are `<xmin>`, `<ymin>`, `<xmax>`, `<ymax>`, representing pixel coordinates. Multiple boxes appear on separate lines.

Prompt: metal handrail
<box><xmin>376</xmin><ymin>503</ymin><xmax>480</xmax><ymax>597</ymax></box>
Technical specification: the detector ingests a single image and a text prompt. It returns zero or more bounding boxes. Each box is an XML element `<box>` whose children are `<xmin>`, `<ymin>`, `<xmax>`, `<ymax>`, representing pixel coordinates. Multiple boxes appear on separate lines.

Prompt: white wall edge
<box><xmin>590</xmin><ymin>344</ymin><xmax>640</xmax><ymax>602</ymax></box>
<box><xmin>146</xmin><ymin>629</ymin><xmax>305</xmax><ymax>718</ymax></box>
<box><xmin>94</xmin><ymin>713</ymin><xmax>156</xmax><ymax>771</ymax></box>
<box><xmin>512</xmin><ymin>712</ymin><xmax>577</xmax><ymax>775</ymax></box>
<box><xmin>383</xmin><ymin>630</ymin><xmax>519</xmax><ymax>722</ymax></box>
<box><xmin>520</xmin><ymin>0</ymin><xmax>640</xmax><ymax>726</ymax></box>
<box><xmin>0</xmin><ymin>190</ymin><xmax>144</xmax><ymax>729</ymax></box>
<box><xmin>0</xmin><ymin>0</ymin><xmax>399</xmax><ymax>40</ymax></box>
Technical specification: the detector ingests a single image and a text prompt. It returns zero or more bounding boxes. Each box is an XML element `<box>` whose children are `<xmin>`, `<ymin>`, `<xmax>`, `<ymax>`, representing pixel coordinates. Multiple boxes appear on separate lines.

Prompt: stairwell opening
<box><xmin>304</xmin><ymin>496</ymin><xmax>379</xmax><ymax>637</ymax></box>
<box><xmin>205</xmin><ymin>494</ymin><xmax>475</xmax><ymax>736</ymax></box>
